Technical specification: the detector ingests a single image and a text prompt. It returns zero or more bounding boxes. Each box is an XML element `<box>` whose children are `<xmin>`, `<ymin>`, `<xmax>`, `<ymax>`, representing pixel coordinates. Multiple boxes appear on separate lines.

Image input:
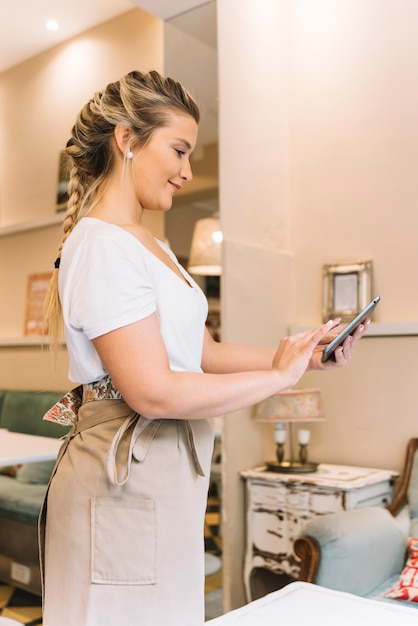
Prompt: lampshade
<box><xmin>254</xmin><ymin>388</ymin><xmax>325</xmax><ymax>423</ymax></box>
<box><xmin>188</xmin><ymin>216</ymin><xmax>222</xmax><ymax>276</ymax></box>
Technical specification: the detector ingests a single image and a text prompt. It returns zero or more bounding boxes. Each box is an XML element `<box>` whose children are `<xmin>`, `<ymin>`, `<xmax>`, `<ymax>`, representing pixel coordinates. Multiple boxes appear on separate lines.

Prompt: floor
<box><xmin>0</xmin><ymin>492</ymin><xmax>223</xmax><ymax>624</ymax></box>
<box><xmin>0</xmin><ymin>585</ymin><xmax>41</xmax><ymax>624</ymax></box>
<box><xmin>204</xmin><ymin>492</ymin><xmax>223</xmax><ymax>620</ymax></box>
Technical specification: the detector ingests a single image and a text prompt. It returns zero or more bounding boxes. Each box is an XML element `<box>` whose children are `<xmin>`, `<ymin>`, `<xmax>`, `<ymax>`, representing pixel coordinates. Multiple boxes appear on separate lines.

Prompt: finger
<box><xmin>352</xmin><ymin>318</ymin><xmax>370</xmax><ymax>340</ymax></box>
<box><xmin>310</xmin><ymin>319</ymin><xmax>342</xmax><ymax>345</ymax></box>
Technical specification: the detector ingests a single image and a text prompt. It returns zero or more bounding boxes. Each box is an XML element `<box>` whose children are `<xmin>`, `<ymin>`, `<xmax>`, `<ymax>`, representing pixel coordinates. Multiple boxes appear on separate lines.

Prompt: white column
<box><xmin>217</xmin><ymin>0</ymin><xmax>294</xmax><ymax>611</ymax></box>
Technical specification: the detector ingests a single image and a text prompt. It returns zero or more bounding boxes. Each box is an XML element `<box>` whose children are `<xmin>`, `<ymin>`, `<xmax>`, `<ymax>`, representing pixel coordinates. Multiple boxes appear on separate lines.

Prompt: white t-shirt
<box><xmin>59</xmin><ymin>218</ymin><xmax>208</xmax><ymax>384</ymax></box>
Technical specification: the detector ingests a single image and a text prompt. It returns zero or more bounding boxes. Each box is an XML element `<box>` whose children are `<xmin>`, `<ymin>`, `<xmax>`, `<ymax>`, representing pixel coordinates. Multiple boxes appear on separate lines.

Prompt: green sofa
<box><xmin>0</xmin><ymin>389</ymin><xmax>68</xmax><ymax>596</ymax></box>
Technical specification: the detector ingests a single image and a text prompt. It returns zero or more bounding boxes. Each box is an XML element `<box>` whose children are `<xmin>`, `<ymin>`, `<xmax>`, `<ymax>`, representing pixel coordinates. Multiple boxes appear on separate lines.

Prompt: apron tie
<box><xmin>182</xmin><ymin>421</ymin><xmax>205</xmax><ymax>477</ymax></box>
<box><xmin>107</xmin><ymin>416</ymin><xmax>205</xmax><ymax>485</ymax></box>
<box><xmin>107</xmin><ymin>415</ymin><xmax>162</xmax><ymax>486</ymax></box>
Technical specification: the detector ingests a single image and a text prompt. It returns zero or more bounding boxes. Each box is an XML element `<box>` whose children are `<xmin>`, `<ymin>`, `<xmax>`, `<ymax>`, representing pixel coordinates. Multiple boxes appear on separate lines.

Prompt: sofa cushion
<box><xmin>301</xmin><ymin>507</ymin><xmax>407</xmax><ymax>597</ymax></box>
<box><xmin>16</xmin><ymin>460</ymin><xmax>56</xmax><ymax>485</ymax></box>
<box><xmin>385</xmin><ymin>537</ymin><xmax>418</xmax><ymax>603</ymax></box>
<box><xmin>0</xmin><ymin>475</ymin><xmax>47</xmax><ymax>524</ymax></box>
<box><xmin>0</xmin><ymin>465</ymin><xmax>20</xmax><ymax>478</ymax></box>
<box><xmin>0</xmin><ymin>390</ymin><xmax>68</xmax><ymax>437</ymax></box>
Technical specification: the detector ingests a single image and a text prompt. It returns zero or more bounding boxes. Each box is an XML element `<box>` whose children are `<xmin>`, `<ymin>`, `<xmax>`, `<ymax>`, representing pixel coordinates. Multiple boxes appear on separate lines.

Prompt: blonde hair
<box><xmin>44</xmin><ymin>70</ymin><xmax>200</xmax><ymax>349</ymax></box>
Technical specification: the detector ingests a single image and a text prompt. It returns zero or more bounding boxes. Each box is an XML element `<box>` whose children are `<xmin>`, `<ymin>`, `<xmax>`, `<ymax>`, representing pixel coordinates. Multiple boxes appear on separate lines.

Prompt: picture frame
<box><xmin>322</xmin><ymin>260</ymin><xmax>373</xmax><ymax>322</ymax></box>
<box><xmin>24</xmin><ymin>273</ymin><xmax>52</xmax><ymax>336</ymax></box>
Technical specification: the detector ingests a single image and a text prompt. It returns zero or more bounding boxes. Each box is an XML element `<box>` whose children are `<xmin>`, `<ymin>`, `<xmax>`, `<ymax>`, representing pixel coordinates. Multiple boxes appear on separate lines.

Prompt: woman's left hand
<box><xmin>309</xmin><ymin>318</ymin><xmax>370</xmax><ymax>370</ymax></box>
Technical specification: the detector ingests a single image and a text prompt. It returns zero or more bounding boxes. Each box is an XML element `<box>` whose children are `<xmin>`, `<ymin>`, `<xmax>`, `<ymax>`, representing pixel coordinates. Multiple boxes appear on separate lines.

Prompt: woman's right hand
<box><xmin>272</xmin><ymin>320</ymin><xmax>339</xmax><ymax>389</ymax></box>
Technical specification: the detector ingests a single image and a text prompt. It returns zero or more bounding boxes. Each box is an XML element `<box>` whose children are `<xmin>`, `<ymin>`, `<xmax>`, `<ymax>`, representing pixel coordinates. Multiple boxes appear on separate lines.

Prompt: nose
<box><xmin>180</xmin><ymin>159</ymin><xmax>193</xmax><ymax>182</ymax></box>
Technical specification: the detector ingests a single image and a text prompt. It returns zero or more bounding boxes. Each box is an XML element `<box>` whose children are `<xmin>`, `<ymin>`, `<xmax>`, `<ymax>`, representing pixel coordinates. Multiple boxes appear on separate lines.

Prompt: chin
<box><xmin>143</xmin><ymin>201</ymin><xmax>173</xmax><ymax>212</ymax></box>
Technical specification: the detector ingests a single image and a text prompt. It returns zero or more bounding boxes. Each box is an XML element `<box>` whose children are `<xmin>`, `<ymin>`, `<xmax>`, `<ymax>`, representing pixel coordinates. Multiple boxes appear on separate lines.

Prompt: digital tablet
<box><xmin>321</xmin><ymin>296</ymin><xmax>380</xmax><ymax>363</ymax></box>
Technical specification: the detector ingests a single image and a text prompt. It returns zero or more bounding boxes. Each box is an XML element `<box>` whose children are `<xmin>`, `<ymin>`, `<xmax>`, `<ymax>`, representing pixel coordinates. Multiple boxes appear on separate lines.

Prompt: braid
<box><xmin>45</xmin><ymin>70</ymin><xmax>200</xmax><ymax>351</ymax></box>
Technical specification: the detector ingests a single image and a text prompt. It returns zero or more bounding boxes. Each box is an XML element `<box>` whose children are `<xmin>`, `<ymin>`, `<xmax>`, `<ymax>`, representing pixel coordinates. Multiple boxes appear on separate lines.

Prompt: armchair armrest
<box><xmin>294</xmin><ymin>535</ymin><xmax>320</xmax><ymax>583</ymax></box>
<box><xmin>388</xmin><ymin>438</ymin><xmax>418</xmax><ymax>516</ymax></box>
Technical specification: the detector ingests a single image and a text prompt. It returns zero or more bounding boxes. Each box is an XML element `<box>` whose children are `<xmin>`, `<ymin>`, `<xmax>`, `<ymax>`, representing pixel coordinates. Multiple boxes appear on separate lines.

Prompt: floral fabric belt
<box><xmin>43</xmin><ymin>375</ymin><xmax>123</xmax><ymax>427</ymax></box>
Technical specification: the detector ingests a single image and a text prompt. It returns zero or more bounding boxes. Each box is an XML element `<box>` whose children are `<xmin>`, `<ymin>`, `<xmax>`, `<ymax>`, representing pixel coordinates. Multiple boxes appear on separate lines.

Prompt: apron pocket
<box><xmin>91</xmin><ymin>496</ymin><xmax>156</xmax><ymax>585</ymax></box>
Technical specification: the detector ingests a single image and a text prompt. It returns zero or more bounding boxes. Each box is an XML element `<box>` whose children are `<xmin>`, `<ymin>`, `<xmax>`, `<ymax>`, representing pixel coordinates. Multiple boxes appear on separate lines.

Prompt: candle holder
<box><xmin>298</xmin><ymin>429</ymin><xmax>310</xmax><ymax>465</ymax></box>
<box><xmin>299</xmin><ymin>444</ymin><xmax>308</xmax><ymax>465</ymax></box>
<box><xmin>254</xmin><ymin>389</ymin><xmax>326</xmax><ymax>473</ymax></box>
<box><xmin>274</xmin><ymin>423</ymin><xmax>286</xmax><ymax>463</ymax></box>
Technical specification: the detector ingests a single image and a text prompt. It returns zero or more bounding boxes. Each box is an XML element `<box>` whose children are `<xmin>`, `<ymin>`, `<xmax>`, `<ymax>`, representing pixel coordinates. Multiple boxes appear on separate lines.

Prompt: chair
<box><xmin>294</xmin><ymin>438</ymin><xmax>418</xmax><ymax>601</ymax></box>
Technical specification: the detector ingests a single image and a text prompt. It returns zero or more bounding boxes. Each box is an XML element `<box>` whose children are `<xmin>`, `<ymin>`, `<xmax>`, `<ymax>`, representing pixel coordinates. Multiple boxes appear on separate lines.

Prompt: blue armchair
<box><xmin>294</xmin><ymin>438</ymin><xmax>418</xmax><ymax>605</ymax></box>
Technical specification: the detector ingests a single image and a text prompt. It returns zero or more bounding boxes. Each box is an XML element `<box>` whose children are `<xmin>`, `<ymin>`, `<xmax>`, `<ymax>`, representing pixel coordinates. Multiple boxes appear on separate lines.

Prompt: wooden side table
<box><xmin>241</xmin><ymin>464</ymin><xmax>398</xmax><ymax>602</ymax></box>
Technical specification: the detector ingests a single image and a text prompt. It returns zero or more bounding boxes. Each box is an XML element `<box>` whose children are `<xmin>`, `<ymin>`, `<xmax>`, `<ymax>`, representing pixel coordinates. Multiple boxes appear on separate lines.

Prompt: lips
<box><xmin>169</xmin><ymin>180</ymin><xmax>181</xmax><ymax>191</ymax></box>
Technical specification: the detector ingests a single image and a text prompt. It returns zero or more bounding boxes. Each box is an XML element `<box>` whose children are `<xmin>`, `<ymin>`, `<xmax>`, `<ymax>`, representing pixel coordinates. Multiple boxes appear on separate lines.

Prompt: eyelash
<box><xmin>175</xmin><ymin>149</ymin><xmax>186</xmax><ymax>158</ymax></box>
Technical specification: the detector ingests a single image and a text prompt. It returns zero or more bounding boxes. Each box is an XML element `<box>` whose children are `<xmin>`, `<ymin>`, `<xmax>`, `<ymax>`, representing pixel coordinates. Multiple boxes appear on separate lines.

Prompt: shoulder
<box><xmin>64</xmin><ymin>218</ymin><xmax>143</xmax><ymax>260</ymax></box>
<box><xmin>61</xmin><ymin>218</ymin><xmax>150</xmax><ymax>281</ymax></box>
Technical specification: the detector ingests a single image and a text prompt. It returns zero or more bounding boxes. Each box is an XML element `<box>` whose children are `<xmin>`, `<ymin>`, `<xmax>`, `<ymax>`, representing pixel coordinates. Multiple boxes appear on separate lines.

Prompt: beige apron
<box><xmin>39</xmin><ymin>381</ymin><xmax>214</xmax><ymax>626</ymax></box>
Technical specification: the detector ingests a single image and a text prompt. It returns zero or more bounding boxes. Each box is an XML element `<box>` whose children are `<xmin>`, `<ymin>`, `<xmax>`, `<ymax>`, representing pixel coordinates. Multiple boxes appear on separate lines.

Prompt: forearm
<box><xmin>201</xmin><ymin>333</ymin><xmax>276</xmax><ymax>374</ymax></box>
<box><xmin>202</xmin><ymin>342</ymin><xmax>276</xmax><ymax>374</ymax></box>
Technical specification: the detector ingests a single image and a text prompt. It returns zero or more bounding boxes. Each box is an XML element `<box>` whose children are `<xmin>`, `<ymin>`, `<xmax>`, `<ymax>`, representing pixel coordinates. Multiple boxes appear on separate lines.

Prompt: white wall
<box><xmin>218</xmin><ymin>0</ymin><xmax>418</xmax><ymax>611</ymax></box>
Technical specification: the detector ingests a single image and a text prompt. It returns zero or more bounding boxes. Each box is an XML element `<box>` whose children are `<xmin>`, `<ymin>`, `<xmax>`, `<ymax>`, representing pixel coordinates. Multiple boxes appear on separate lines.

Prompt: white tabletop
<box><xmin>207</xmin><ymin>582</ymin><xmax>418</xmax><ymax>625</ymax></box>
<box><xmin>241</xmin><ymin>464</ymin><xmax>398</xmax><ymax>489</ymax></box>
<box><xmin>0</xmin><ymin>429</ymin><xmax>62</xmax><ymax>465</ymax></box>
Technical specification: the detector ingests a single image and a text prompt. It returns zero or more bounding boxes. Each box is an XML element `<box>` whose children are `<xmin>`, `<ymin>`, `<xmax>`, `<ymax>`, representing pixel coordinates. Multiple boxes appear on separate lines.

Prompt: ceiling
<box><xmin>0</xmin><ymin>0</ymin><xmax>209</xmax><ymax>74</ymax></box>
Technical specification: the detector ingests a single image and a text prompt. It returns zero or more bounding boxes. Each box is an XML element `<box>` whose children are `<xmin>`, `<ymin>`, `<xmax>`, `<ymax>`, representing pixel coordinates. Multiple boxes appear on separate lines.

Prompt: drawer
<box><xmin>344</xmin><ymin>480</ymin><xmax>393</xmax><ymax>509</ymax></box>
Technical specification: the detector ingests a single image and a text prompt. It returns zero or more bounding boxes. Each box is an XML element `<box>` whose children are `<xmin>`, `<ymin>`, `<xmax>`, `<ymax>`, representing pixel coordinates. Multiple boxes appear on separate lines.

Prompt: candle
<box><xmin>298</xmin><ymin>429</ymin><xmax>311</xmax><ymax>445</ymax></box>
<box><xmin>274</xmin><ymin>423</ymin><xmax>286</xmax><ymax>444</ymax></box>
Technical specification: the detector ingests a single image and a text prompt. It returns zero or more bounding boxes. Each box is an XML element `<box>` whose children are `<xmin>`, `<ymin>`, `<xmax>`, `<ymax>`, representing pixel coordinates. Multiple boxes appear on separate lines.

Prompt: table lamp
<box><xmin>254</xmin><ymin>388</ymin><xmax>325</xmax><ymax>473</ymax></box>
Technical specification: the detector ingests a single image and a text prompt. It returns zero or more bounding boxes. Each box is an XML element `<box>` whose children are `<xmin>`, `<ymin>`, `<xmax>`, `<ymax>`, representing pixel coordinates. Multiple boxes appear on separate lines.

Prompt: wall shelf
<box><xmin>291</xmin><ymin>322</ymin><xmax>418</xmax><ymax>337</ymax></box>
<box><xmin>2</xmin><ymin>322</ymin><xmax>417</xmax><ymax>349</ymax></box>
<box><xmin>0</xmin><ymin>213</ymin><xmax>63</xmax><ymax>237</ymax></box>
<box><xmin>0</xmin><ymin>337</ymin><xmax>49</xmax><ymax>347</ymax></box>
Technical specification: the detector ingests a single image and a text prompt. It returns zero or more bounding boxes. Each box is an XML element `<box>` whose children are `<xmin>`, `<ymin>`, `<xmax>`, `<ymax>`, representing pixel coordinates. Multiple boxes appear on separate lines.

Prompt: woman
<box><xmin>42</xmin><ymin>70</ymin><xmax>367</xmax><ymax>625</ymax></box>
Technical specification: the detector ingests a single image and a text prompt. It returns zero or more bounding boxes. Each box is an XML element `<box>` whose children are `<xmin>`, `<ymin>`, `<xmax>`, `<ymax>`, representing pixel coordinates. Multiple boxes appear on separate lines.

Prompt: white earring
<box><xmin>127</xmin><ymin>150</ymin><xmax>134</xmax><ymax>159</ymax></box>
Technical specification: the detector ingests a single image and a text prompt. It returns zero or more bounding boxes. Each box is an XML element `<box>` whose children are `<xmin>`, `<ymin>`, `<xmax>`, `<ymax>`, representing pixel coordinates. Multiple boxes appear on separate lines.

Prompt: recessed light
<box><xmin>45</xmin><ymin>19</ymin><xmax>59</xmax><ymax>32</ymax></box>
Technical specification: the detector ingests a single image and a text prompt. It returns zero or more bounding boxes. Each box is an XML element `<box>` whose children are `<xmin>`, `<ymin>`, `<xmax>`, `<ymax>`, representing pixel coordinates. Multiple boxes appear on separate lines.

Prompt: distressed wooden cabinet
<box><xmin>241</xmin><ymin>464</ymin><xmax>398</xmax><ymax>601</ymax></box>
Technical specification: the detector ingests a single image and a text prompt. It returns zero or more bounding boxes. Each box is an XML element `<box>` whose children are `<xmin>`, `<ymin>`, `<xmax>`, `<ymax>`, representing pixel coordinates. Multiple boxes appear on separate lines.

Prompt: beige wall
<box><xmin>0</xmin><ymin>9</ymin><xmax>164</xmax><ymax>389</ymax></box>
<box><xmin>218</xmin><ymin>0</ymin><xmax>418</xmax><ymax>611</ymax></box>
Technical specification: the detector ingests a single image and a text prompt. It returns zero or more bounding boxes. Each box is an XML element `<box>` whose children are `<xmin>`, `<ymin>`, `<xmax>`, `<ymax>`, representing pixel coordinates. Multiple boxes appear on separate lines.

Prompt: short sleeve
<box><xmin>61</xmin><ymin>230</ymin><xmax>156</xmax><ymax>340</ymax></box>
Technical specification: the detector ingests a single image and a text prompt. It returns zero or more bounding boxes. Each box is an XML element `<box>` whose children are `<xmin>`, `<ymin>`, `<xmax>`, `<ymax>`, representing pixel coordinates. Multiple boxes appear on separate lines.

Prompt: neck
<box><xmin>88</xmin><ymin>171</ymin><xmax>143</xmax><ymax>226</ymax></box>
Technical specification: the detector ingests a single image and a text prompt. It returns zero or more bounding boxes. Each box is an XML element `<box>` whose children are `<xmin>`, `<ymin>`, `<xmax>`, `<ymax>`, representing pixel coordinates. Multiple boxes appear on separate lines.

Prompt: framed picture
<box><xmin>24</xmin><ymin>273</ymin><xmax>52</xmax><ymax>336</ymax></box>
<box><xmin>322</xmin><ymin>260</ymin><xmax>373</xmax><ymax>322</ymax></box>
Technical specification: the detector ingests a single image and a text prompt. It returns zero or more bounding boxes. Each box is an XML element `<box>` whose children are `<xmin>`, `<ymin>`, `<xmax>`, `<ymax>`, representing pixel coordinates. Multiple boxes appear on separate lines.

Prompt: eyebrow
<box><xmin>175</xmin><ymin>138</ymin><xmax>192</xmax><ymax>150</ymax></box>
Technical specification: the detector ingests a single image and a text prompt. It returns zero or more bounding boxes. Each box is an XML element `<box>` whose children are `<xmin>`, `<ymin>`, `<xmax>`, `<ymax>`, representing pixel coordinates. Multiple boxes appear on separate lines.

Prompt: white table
<box><xmin>0</xmin><ymin>429</ymin><xmax>62</xmax><ymax>465</ymax></box>
<box><xmin>206</xmin><ymin>582</ymin><xmax>418</xmax><ymax>625</ymax></box>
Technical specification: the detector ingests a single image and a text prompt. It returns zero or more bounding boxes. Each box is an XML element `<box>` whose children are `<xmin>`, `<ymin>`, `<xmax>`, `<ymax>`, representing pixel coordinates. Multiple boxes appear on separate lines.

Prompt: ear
<box><xmin>113</xmin><ymin>125</ymin><xmax>133</xmax><ymax>157</ymax></box>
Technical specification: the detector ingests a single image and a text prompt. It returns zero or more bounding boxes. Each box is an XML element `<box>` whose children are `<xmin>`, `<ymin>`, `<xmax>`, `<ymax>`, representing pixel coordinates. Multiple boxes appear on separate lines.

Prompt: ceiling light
<box><xmin>45</xmin><ymin>19</ymin><xmax>59</xmax><ymax>32</ymax></box>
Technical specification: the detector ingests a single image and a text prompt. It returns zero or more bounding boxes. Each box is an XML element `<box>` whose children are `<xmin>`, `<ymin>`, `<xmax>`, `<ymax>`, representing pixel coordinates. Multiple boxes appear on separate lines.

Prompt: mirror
<box><xmin>164</xmin><ymin>2</ymin><xmax>219</xmax><ymax>297</ymax></box>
